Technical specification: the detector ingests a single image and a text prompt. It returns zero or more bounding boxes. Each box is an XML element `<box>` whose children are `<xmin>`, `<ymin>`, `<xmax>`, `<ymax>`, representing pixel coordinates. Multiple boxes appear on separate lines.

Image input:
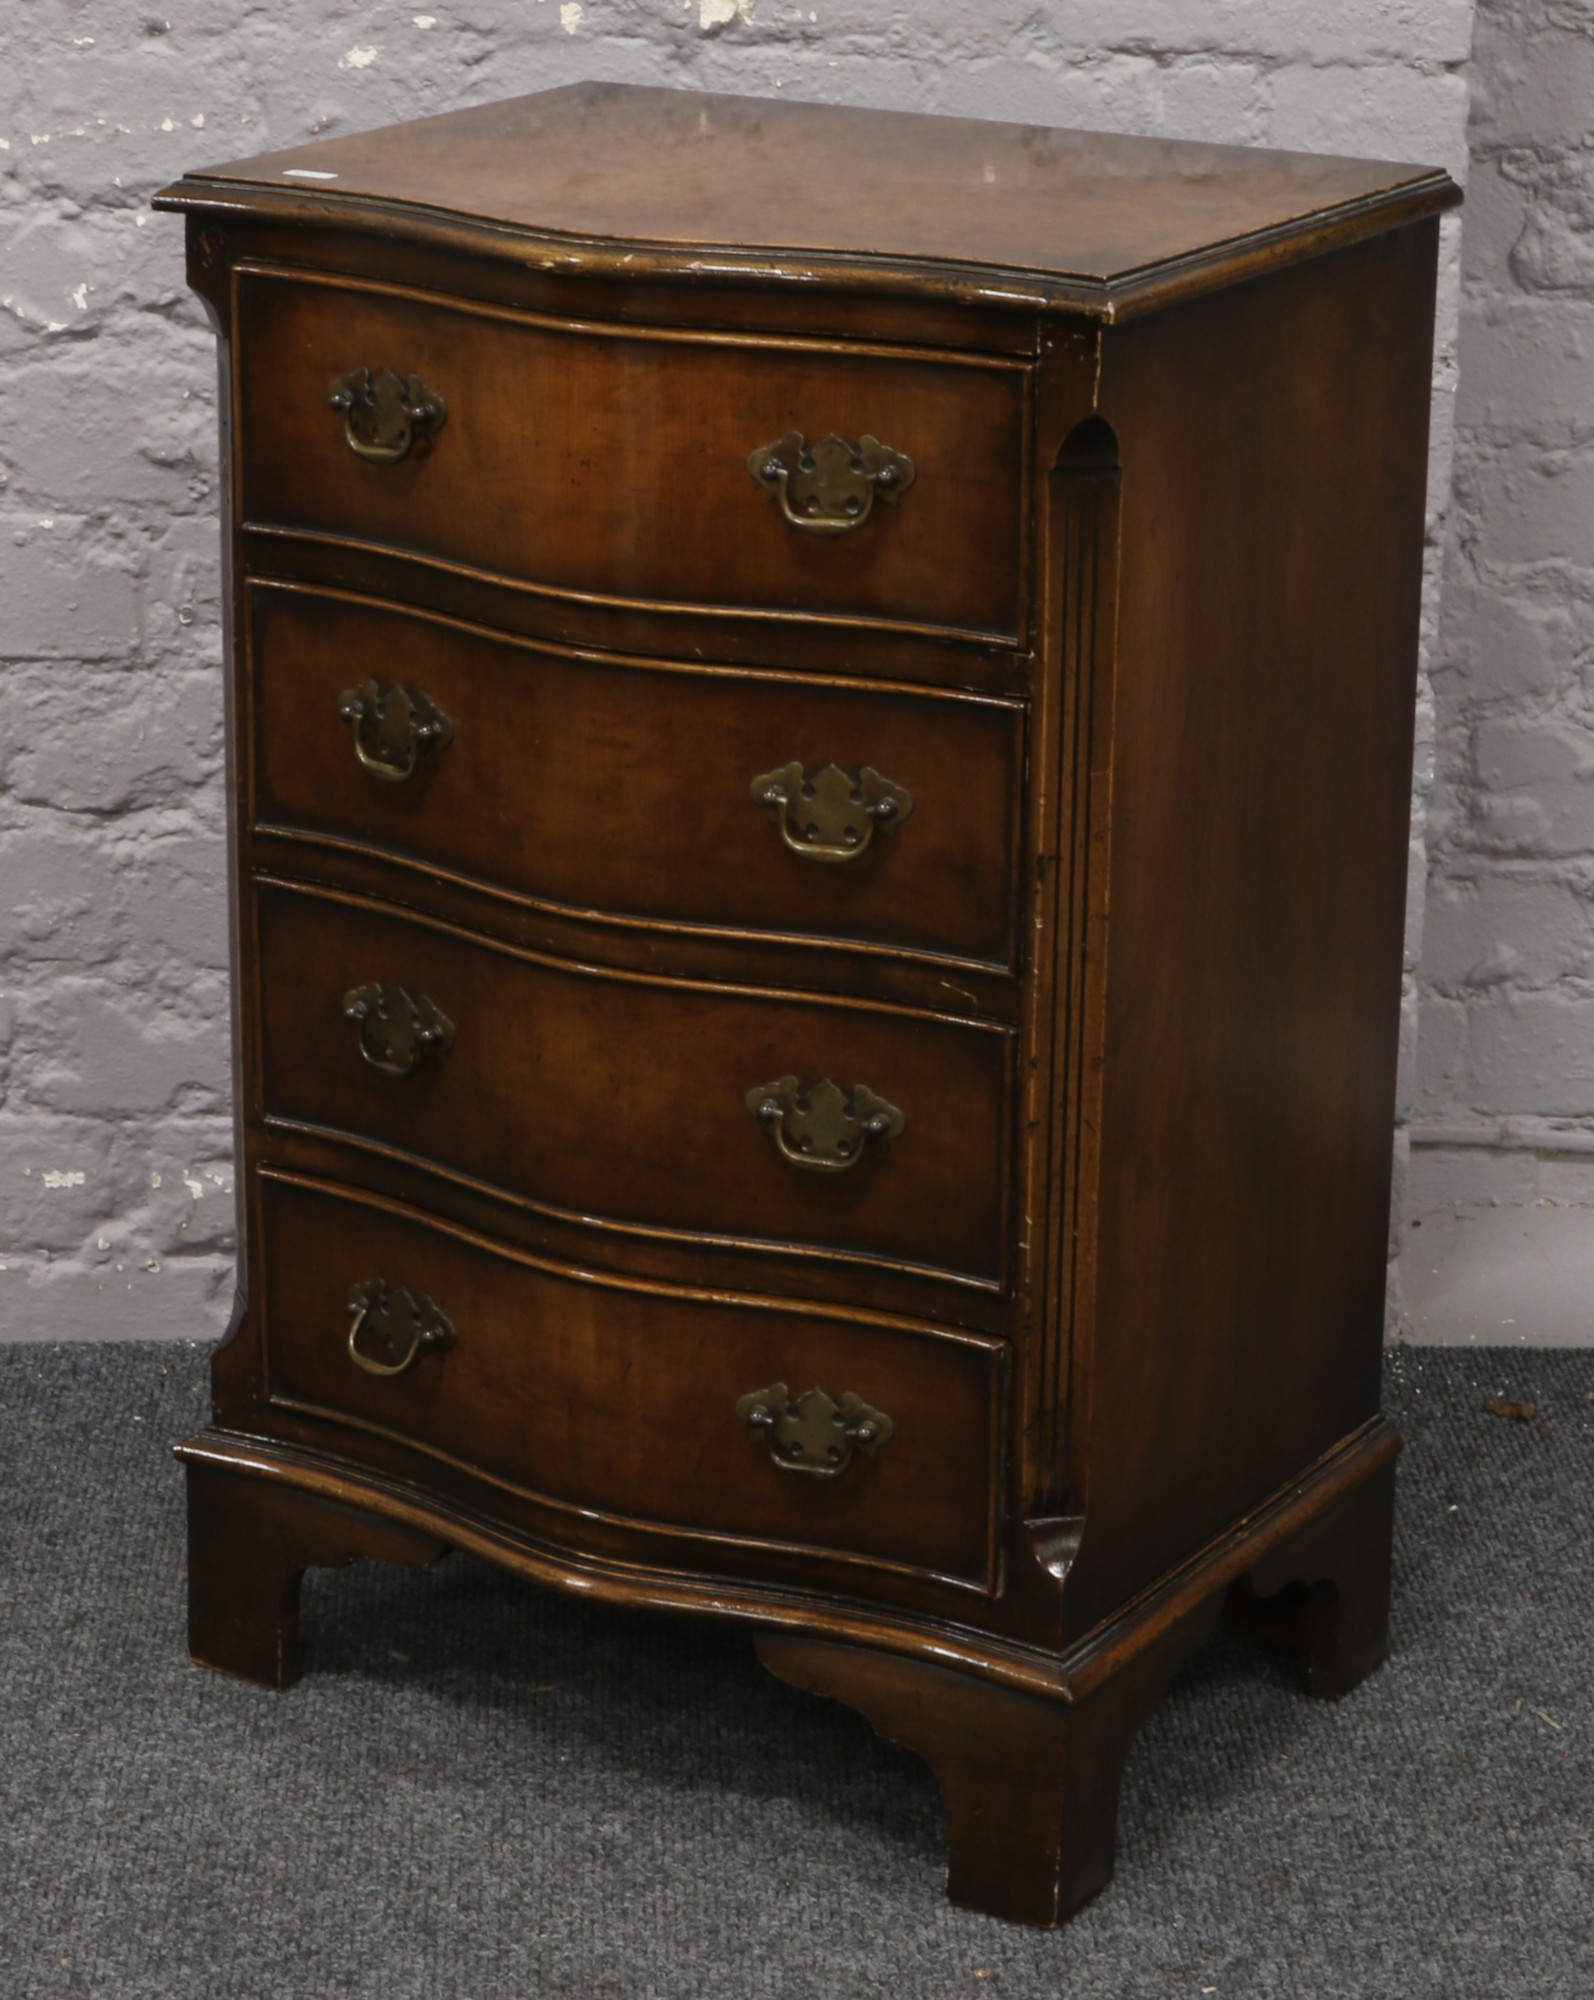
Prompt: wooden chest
<box><xmin>157</xmin><ymin>84</ymin><xmax>1458</xmax><ymax>1926</ymax></box>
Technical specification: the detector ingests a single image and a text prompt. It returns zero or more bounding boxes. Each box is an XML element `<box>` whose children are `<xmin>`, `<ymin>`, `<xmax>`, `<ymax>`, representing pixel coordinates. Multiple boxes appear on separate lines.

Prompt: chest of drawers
<box><xmin>158</xmin><ymin>84</ymin><xmax>1458</xmax><ymax>1926</ymax></box>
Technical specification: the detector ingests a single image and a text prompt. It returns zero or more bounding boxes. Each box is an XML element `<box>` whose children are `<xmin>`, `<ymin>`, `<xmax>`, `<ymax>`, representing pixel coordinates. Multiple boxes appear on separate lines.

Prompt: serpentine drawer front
<box><xmin>259</xmin><ymin>1173</ymin><xmax>1005</xmax><ymax>1591</ymax></box>
<box><xmin>254</xmin><ymin>878</ymin><xmax>1012</xmax><ymax>1286</ymax></box>
<box><xmin>249</xmin><ymin>581</ymin><xmax>1024</xmax><ymax>969</ymax></box>
<box><xmin>162</xmin><ymin>82</ymin><xmax>1455</xmax><ymax>1927</ymax></box>
<box><xmin>234</xmin><ymin>268</ymin><xmax>1027</xmax><ymax>639</ymax></box>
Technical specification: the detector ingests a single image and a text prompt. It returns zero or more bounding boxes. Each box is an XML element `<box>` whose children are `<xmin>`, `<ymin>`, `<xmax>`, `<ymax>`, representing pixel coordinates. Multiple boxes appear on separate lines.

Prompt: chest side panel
<box><xmin>1066</xmin><ymin>222</ymin><xmax>1439</xmax><ymax>1631</ymax></box>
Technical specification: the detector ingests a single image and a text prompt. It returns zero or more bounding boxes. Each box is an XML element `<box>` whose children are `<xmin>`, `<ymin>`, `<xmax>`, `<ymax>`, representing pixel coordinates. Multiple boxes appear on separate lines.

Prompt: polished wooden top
<box><xmin>156</xmin><ymin>81</ymin><xmax>1458</xmax><ymax>317</ymax></box>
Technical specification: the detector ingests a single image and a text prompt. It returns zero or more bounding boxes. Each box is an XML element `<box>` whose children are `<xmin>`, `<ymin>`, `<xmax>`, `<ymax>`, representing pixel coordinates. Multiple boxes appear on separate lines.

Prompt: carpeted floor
<box><xmin>0</xmin><ymin>1342</ymin><xmax>1589</xmax><ymax>1999</ymax></box>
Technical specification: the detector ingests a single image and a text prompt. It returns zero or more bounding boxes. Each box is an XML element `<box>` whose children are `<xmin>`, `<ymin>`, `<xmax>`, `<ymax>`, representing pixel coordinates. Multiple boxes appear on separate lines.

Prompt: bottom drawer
<box><xmin>259</xmin><ymin>1172</ymin><xmax>1005</xmax><ymax>1592</ymax></box>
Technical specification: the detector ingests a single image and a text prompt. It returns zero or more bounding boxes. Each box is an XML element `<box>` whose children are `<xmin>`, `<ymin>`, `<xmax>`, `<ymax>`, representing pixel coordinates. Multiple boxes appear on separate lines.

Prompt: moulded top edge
<box><xmin>151</xmin><ymin>81</ymin><xmax>1461</xmax><ymax>323</ymax></box>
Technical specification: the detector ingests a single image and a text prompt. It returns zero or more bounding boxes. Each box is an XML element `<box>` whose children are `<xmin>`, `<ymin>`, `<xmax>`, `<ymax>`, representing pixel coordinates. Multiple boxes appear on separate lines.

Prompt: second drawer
<box><xmin>250</xmin><ymin>581</ymin><xmax>1024</xmax><ymax>970</ymax></box>
<box><xmin>256</xmin><ymin>880</ymin><xmax>1014</xmax><ymax>1286</ymax></box>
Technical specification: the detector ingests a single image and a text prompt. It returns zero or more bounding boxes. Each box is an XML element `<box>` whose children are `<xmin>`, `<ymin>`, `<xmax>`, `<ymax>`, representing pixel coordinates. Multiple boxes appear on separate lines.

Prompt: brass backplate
<box><xmin>736</xmin><ymin>1382</ymin><xmax>895</xmax><ymax>1477</ymax></box>
<box><xmin>329</xmin><ymin>366</ymin><xmax>447</xmax><ymax>464</ymax></box>
<box><xmin>342</xmin><ymin>983</ymin><xmax>456</xmax><ymax>1078</ymax></box>
<box><xmin>747</xmin><ymin>431</ymin><xmax>915</xmax><ymax>535</ymax></box>
<box><xmin>346</xmin><ymin>1277</ymin><xmax>455</xmax><ymax>1377</ymax></box>
<box><xmin>746</xmin><ymin>1076</ymin><xmax>904</xmax><ymax>1173</ymax></box>
<box><xmin>338</xmin><ymin>680</ymin><xmax>454</xmax><ymax>782</ymax></box>
<box><xmin>751</xmin><ymin>761</ymin><xmax>913</xmax><ymax>862</ymax></box>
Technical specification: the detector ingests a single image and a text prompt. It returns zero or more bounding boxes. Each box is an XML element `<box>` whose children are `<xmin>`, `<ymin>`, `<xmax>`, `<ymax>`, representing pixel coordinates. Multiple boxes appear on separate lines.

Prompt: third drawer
<box><xmin>256</xmin><ymin>878</ymin><xmax>1014</xmax><ymax>1288</ymax></box>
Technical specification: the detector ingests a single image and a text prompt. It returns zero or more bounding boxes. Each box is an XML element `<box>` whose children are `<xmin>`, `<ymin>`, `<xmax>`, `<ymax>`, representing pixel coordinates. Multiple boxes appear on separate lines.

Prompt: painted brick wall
<box><xmin>1398</xmin><ymin>0</ymin><xmax>1594</xmax><ymax>1342</ymax></box>
<box><xmin>0</xmin><ymin>2</ymin><xmax>1473</xmax><ymax>1340</ymax></box>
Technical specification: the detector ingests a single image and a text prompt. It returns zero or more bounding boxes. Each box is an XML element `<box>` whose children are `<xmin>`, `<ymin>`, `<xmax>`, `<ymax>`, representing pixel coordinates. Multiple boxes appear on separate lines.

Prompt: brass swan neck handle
<box><xmin>746</xmin><ymin>1076</ymin><xmax>905</xmax><ymax>1173</ymax></box>
<box><xmin>346</xmin><ymin>1278</ymin><xmax>455</xmax><ymax>1377</ymax></box>
<box><xmin>747</xmin><ymin>431</ymin><xmax>915</xmax><ymax>535</ymax></box>
<box><xmin>339</xmin><ymin>680</ymin><xmax>454</xmax><ymax>783</ymax></box>
<box><xmin>736</xmin><ymin>1383</ymin><xmax>894</xmax><ymax>1477</ymax></box>
<box><xmin>751</xmin><ymin>761</ymin><xmax>913</xmax><ymax>863</ymax></box>
<box><xmin>329</xmin><ymin>366</ymin><xmax>447</xmax><ymax>464</ymax></box>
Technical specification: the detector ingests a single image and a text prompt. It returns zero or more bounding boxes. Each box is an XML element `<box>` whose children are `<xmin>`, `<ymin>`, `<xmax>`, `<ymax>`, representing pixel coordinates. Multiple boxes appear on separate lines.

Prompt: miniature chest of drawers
<box><xmin>158</xmin><ymin>85</ymin><xmax>1458</xmax><ymax>1926</ymax></box>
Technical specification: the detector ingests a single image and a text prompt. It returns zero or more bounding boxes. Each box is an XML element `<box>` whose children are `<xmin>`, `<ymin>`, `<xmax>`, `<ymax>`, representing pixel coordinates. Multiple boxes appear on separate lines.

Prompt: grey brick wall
<box><xmin>0</xmin><ymin>2</ymin><xmax>1474</xmax><ymax>1341</ymax></box>
<box><xmin>1397</xmin><ymin>0</ymin><xmax>1594</xmax><ymax>1343</ymax></box>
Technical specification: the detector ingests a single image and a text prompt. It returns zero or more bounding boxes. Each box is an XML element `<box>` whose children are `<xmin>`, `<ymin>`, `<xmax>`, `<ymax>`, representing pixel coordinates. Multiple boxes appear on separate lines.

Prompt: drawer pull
<box><xmin>328</xmin><ymin>366</ymin><xmax>448</xmax><ymax>464</ymax></box>
<box><xmin>736</xmin><ymin>1382</ymin><xmax>895</xmax><ymax>1478</ymax></box>
<box><xmin>346</xmin><ymin>1277</ymin><xmax>455</xmax><ymax>1377</ymax></box>
<box><xmin>338</xmin><ymin>679</ymin><xmax>455</xmax><ymax>782</ymax></box>
<box><xmin>747</xmin><ymin>431</ymin><xmax>915</xmax><ymax>536</ymax></box>
<box><xmin>752</xmin><ymin>760</ymin><xmax>914</xmax><ymax>862</ymax></box>
<box><xmin>343</xmin><ymin>983</ymin><xmax>456</xmax><ymax>1078</ymax></box>
<box><xmin>746</xmin><ymin>1075</ymin><xmax>904</xmax><ymax>1172</ymax></box>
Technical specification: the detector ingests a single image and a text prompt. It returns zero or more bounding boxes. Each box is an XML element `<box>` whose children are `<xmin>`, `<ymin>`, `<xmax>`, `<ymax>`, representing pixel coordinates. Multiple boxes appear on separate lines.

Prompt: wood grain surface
<box><xmin>162</xmin><ymin>81</ymin><xmax>1457</xmax><ymax>317</ymax></box>
<box><xmin>257</xmin><ymin>1172</ymin><xmax>1005</xmax><ymax>1589</ymax></box>
<box><xmin>249</xmin><ymin>580</ymin><xmax>1024</xmax><ymax>969</ymax></box>
<box><xmin>168</xmin><ymin>86</ymin><xmax>1447</xmax><ymax>1925</ymax></box>
<box><xmin>235</xmin><ymin>266</ymin><xmax>1028</xmax><ymax>639</ymax></box>
<box><xmin>254</xmin><ymin>878</ymin><xmax>1014</xmax><ymax>1285</ymax></box>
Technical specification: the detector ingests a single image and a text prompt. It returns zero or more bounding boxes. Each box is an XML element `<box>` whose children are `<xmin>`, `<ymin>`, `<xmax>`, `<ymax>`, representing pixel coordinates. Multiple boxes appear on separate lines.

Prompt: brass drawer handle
<box><xmin>346</xmin><ymin>1278</ymin><xmax>455</xmax><ymax>1377</ymax></box>
<box><xmin>328</xmin><ymin>366</ymin><xmax>448</xmax><ymax>464</ymax></box>
<box><xmin>338</xmin><ymin>679</ymin><xmax>455</xmax><ymax>783</ymax></box>
<box><xmin>747</xmin><ymin>431</ymin><xmax>915</xmax><ymax>535</ymax></box>
<box><xmin>736</xmin><ymin>1382</ymin><xmax>895</xmax><ymax>1478</ymax></box>
<box><xmin>752</xmin><ymin>761</ymin><xmax>913</xmax><ymax>862</ymax></box>
<box><xmin>746</xmin><ymin>1075</ymin><xmax>904</xmax><ymax>1173</ymax></box>
<box><xmin>343</xmin><ymin>982</ymin><xmax>455</xmax><ymax>1078</ymax></box>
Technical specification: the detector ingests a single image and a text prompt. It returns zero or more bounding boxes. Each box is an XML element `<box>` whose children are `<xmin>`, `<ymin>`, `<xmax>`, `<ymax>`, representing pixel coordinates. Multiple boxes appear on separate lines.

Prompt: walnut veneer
<box><xmin>157</xmin><ymin>82</ymin><xmax>1458</xmax><ymax>1926</ymax></box>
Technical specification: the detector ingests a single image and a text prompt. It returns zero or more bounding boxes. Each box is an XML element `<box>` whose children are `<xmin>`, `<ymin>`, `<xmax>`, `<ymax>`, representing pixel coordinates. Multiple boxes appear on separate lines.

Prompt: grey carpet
<box><xmin>0</xmin><ymin>1342</ymin><xmax>1589</xmax><ymax>2000</ymax></box>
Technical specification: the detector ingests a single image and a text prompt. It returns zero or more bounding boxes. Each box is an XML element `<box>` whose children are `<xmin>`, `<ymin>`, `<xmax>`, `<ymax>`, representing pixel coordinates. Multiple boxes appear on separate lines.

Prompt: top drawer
<box><xmin>234</xmin><ymin>269</ymin><xmax>1029</xmax><ymax>641</ymax></box>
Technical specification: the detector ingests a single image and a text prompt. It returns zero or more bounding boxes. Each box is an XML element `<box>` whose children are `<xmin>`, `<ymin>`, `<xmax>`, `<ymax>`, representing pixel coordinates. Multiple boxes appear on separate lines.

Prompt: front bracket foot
<box><xmin>183</xmin><ymin>1462</ymin><xmax>448</xmax><ymax>1690</ymax></box>
<box><xmin>755</xmin><ymin>1631</ymin><xmax>1190</xmax><ymax>1926</ymax></box>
